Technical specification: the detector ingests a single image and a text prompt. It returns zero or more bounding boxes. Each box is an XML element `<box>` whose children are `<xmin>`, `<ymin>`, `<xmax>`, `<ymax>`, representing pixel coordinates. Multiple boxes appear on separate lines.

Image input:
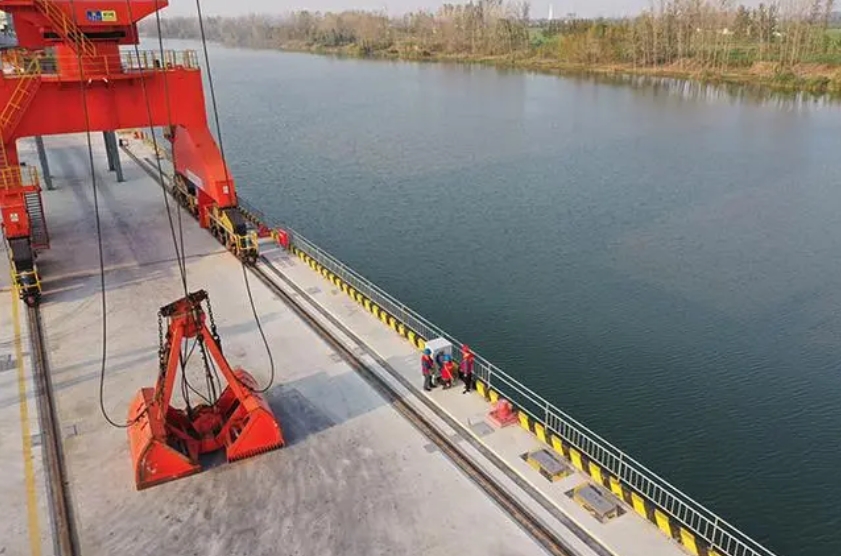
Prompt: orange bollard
<box><xmin>275</xmin><ymin>229</ymin><xmax>289</xmax><ymax>249</ymax></box>
<box><xmin>488</xmin><ymin>399</ymin><xmax>519</xmax><ymax>428</ymax></box>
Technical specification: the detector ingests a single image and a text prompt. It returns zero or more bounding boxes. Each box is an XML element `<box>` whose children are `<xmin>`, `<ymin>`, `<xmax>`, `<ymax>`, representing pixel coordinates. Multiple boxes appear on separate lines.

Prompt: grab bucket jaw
<box><xmin>219</xmin><ymin>369</ymin><xmax>285</xmax><ymax>462</ymax></box>
<box><xmin>127</xmin><ymin>388</ymin><xmax>201</xmax><ymax>490</ymax></box>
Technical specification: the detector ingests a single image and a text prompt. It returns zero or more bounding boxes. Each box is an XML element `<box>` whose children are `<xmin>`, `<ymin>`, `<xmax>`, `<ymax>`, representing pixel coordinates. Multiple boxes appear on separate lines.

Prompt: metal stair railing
<box><xmin>0</xmin><ymin>165</ymin><xmax>38</xmax><ymax>191</ymax></box>
<box><xmin>24</xmin><ymin>189</ymin><xmax>49</xmax><ymax>249</ymax></box>
<box><xmin>33</xmin><ymin>0</ymin><xmax>97</xmax><ymax>58</ymax></box>
<box><xmin>0</xmin><ymin>56</ymin><xmax>42</xmax><ymax>172</ymax></box>
<box><xmin>0</xmin><ymin>57</ymin><xmax>42</xmax><ymax>136</ymax></box>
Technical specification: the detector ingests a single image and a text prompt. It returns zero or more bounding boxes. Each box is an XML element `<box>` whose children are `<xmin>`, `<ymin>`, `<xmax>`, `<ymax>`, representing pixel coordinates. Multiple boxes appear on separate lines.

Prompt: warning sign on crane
<box><xmin>86</xmin><ymin>10</ymin><xmax>117</xmax><ymax>22</ymax></box>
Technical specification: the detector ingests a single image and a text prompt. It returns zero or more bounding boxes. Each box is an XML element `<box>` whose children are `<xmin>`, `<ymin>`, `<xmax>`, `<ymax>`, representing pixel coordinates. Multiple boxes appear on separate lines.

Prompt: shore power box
<box><xmin>425</xmin><ymin>337</ymin><xmax>453</xmax><ymax>373</ymax></box>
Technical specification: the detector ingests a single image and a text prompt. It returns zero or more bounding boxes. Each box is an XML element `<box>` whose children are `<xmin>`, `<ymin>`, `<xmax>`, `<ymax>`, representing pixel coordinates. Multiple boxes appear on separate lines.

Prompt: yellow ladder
<box><xmin>0</xmin><ymin>58</ymin><xmax>42</xmax><ymax>133</ymax></box>
<box><xmin>0</xmin><ymin>57</ymin><xmax>43</xmax><ymax>185</ymax></box>
<box><xmin>33</xmin><ymin>0</ymin><xmax>97</xmax><ymax>58</ymax></box>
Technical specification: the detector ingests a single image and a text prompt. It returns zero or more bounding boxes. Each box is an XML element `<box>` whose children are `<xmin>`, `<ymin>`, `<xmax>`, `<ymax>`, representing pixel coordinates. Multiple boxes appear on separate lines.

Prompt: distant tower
<box><xmin>548</xmin><ymin>4</ymin><xmax>553</xmax><ymax>20</ymax></box>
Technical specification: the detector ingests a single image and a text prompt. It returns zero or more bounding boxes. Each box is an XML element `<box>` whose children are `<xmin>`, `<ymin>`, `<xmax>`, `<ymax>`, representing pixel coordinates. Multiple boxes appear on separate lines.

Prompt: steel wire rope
<box><xmin>146</xmin><ymin>17</ymin><xmax>219</xmax><ymax>410</ymax></box>
<box><xmin>181</xmin><ymin>337</ymin><xmax>212</xmax><ymax>407</ymax></box>
<box><xmin>192</xmin><ymin>1</ymin><xmax>276</xmax><ymax>394</ymax></box>
<box><xmin>124</xmin><ymin>0</ymin><xmax>187</xmax><ymax>294</ymax></box>
<box><xmin>124</xmin><ymin>0</ymin><xmax>221</xmax><ymax>409</ymax></box>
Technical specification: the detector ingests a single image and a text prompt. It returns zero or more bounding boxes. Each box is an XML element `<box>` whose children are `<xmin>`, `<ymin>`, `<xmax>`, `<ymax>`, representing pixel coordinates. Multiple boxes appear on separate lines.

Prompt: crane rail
<box><xmin>249</xmin><ymin>256</ymin><xmax>613</xmax><ymax>556</ymax></box>
<box><xmin>26</xmin><ymin>305</ymin><xmax>78</xmax><ymax>556</ymax></box>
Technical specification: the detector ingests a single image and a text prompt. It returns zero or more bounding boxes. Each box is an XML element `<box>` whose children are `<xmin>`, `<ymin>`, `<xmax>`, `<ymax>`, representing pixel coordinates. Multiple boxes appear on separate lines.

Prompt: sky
<box><xmin>162</xmin><ymin>0</ymin><xmax>655</xmax><ymax>20</ymax></box>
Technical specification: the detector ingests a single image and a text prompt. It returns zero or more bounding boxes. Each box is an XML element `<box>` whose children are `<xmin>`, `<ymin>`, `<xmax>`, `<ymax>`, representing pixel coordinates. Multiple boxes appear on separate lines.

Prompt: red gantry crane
<box><xmin>0</xmin><ymin>0</ymin><xmax>244</xmax><ymax>305</ymax></box>
<box><xmin>0</xmin><ymin>0</ymin><xmax>284</xmax><ymax>489</ymax></box>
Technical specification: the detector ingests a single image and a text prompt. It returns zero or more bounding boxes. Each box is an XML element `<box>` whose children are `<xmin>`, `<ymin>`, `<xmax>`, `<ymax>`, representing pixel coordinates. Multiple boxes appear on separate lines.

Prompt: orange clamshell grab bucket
<box><xmin>127</xmin><ymin>290</ymin><xmax>284</xmax><ymax>490</ymax></box>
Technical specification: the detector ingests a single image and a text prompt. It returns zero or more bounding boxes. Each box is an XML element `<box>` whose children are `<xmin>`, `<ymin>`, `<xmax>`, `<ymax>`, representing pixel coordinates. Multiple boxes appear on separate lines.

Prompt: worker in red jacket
<box><xmin>422</xmin><ymin>348</ymin><xmax>435</xmax><ymax>391</ymax></box>
<box><xmin>440</xmin><ymin>355</ymin><xmax>456</xmax><ymax>389</ymax></box>
<box><xmin>461</xmin><ymin>344</ymin><xmax>475</xmax><ymax>394</ymax></box>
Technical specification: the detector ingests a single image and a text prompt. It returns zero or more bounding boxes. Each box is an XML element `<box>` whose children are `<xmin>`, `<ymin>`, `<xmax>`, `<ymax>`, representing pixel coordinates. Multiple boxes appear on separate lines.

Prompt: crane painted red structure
<box><xmin>0</xmin><ymin>0</ymin><xmax>284</xmax><ymax>486</ymax></box>
<box><xmin>0</xmin><ymin>0</ymin><xmax>238</xmax><ymax>305</ymax></box>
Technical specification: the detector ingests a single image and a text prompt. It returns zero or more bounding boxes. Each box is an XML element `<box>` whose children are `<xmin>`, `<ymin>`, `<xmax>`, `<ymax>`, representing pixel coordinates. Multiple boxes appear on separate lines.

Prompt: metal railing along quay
<box><xmin>237</xmin><ymin>196</ymin><xmax>779</xmax><ymax>556</ymax></box>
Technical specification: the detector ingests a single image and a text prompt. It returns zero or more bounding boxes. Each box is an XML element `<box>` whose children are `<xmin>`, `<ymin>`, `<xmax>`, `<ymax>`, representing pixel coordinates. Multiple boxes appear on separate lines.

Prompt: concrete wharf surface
<box><xmin>2</xmin><ymin>134</ymin><xmax>556</xmax><ymax>556</ymax></box>
<box><xmin>1</xmin><ymin>131</ymin><xmax>695</xmax><ymax>556</ymax></box>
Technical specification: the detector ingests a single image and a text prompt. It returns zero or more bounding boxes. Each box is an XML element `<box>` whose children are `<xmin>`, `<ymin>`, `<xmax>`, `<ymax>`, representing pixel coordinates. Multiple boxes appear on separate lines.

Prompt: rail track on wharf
<box><xmin>27</xmin><ymin>305</ymin><xmax>79</xmax><ymax>556</ymax></box>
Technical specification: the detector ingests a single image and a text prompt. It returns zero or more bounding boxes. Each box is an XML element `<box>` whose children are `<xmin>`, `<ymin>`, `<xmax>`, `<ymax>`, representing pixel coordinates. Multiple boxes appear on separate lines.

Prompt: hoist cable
<box><xmin>193</xmin><ymin>0</ymin><xmax>276</xmax><ymax>394</ymax></box>
<box><xmin>127</xmin><ymin>0</ymin><xmax>188</xmax><ymax>296</ymax></box>
<box><xmin>129</xmin><ymin>0</ymin><xmax>219</xmax><ymax>403</ymax></box>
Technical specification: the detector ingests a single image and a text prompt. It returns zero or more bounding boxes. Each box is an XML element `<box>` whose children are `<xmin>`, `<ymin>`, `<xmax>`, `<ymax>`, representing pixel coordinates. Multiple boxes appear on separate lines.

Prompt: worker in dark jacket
<box><xmin>422</xmin><ymin>348</ymin><xmax>435</xmax><ymax>391</ymax></box>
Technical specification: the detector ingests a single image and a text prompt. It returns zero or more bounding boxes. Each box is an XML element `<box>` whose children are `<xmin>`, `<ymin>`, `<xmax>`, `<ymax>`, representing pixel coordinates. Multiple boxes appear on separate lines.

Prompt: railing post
<box><xmin>543</xmin><ymin>400</ymin><xmax>550</xmax><ymax>431</ymax></box>
<box><xmin>617</xmin><ymin>452</ymin><xmax>626</xmax><ymax>481</ymax></box>
<box><xmin>711</xmin><ymin>517</ymin><xmax>721</xmax><ymax>549</ymax></box>
<box><xmin>400</xmin><ymin>302</ymin><xmax>409</xmax><ymax>333</ymax></box>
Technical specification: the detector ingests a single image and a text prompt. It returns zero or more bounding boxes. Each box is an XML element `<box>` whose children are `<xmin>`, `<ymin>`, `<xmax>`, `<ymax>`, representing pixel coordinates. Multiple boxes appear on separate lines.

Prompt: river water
<box><xmin>153</xmin><ymin>38</ymin><xmax>841</xmax><ymax>556</ymax></box>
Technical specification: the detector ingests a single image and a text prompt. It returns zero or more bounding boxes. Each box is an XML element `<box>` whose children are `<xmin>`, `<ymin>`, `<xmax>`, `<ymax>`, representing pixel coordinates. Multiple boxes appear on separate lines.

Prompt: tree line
<box><xmin>145</xmin><ymin>1</ymin><xmax>841</xmax><ymax>89</ymax></box>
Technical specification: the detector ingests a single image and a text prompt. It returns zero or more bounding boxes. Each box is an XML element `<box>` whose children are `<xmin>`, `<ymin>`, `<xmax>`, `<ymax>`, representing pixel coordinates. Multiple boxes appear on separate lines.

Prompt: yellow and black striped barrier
<box><xmin>474</xmin><ymin>376</ymin><xmax>719</xmax><ymax>556</ymax></box>
<box><xmin>292</xmin><ymin>246</ymin><xmax>427</xmax><ymax>352</ymax></box>
<box><xmin>291</xmin><ymin>242</ymin><xmax>721</xmax><ymax>556</ymax></box>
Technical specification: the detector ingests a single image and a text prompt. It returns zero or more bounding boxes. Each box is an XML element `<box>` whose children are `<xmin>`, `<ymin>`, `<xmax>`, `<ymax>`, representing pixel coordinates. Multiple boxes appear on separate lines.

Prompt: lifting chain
<box><xmin>196</xmin><ymin>333</ymin><xmax>218</xmax><ymax>403</ymax></box>
<box><xmin>157</xmin><ymin>311</ymin><xmax>166</xmax><ymax>373</ymax></box>
<box><xmin>205</xmin><ymin>295</ymin><xmax>222</xmax><ymax>352</ymax></box>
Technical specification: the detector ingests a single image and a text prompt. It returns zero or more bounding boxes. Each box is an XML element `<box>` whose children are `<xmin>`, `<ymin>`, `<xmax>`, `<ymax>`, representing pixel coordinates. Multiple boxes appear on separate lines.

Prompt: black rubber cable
<box><xmin>66</xmin><ymin>0</ymin><xmax>131</xmax><ymax>428</ymax></box>
<box><xmin>84</xmin><ymin>0</ymin><xmax>193</xmax><ymax>427</ymax></box>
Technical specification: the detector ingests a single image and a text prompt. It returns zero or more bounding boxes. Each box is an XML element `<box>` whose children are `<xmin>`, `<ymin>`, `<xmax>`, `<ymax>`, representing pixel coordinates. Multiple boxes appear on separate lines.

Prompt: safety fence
<box><xmin>0</xmin><ymin>166</ymin><xmax>39</xmax><ymax>189</ymax></box>
<box><xmin>0</xmin><ymin>49</ymin><xmax>199</xmax><ymax>77</ymax></box>
<box><xmin>122</xmin><ymin>134</ymin><xmax>779</xmax><ymax>556</ymax></box>
<box><xmin>254</xmin><ymin>215</ymin><xmax>779</xmax><ymax>556</ymax></box>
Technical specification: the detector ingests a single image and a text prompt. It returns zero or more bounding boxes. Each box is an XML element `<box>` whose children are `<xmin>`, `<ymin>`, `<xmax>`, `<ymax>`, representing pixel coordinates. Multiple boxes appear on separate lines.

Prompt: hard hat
<box><xmin>444</xmin><ymin>354</ymin><xmax>451</xmax><ymax>361</ymax></box>
<box><xmin>424</xmin><ymin>348</ymin><xmax>431</xmax><ymax>355</ymax></box>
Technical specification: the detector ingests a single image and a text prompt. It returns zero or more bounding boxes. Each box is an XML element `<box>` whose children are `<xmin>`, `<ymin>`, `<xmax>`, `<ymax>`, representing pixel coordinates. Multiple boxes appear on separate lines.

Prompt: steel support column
<box><xmin>103</xmin><ymin>131</ymin><xmax>115</xmax><ymax>171</ymax></box>
<box><xmin>103</xmin><ymin>131</ymin><xmax>124</xmax><ymax>182</ymax></box>
<box><xmin>35</xmin><ymin>135</ymin><xmax>53</xmax><ymax>191</ymax></box>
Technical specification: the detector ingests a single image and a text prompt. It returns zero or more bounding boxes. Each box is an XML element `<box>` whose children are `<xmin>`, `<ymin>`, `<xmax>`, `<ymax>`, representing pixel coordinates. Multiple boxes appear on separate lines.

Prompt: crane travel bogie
<box><xmin>209</xmin><ymin>206</ymin><xmax>258</xmax><ymax>264</ymax></box>
<box><xmin>171</xmin><ymin>172</ymin><xmax>259</xmax><ymax>264</ymax></box>
<box><xmin>7</xmin><ymin>236</ymin><xmax>40</xmax><ymax>306</ymax></box>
